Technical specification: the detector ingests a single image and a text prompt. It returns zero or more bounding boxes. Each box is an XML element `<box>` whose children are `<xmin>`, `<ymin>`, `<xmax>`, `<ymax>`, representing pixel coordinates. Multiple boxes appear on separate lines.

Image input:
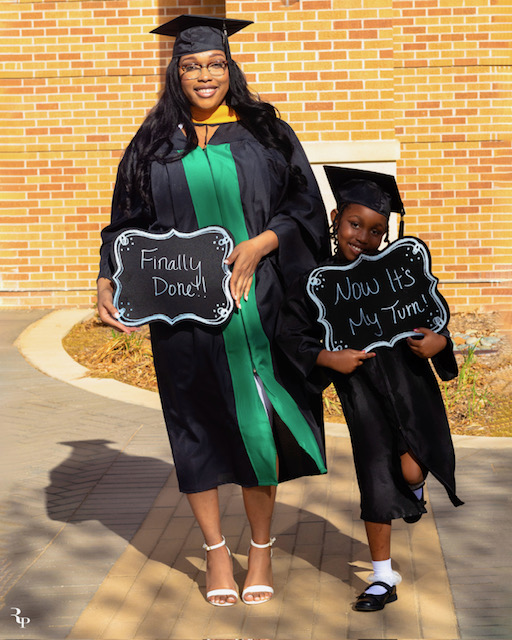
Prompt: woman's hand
<box><xmin>407</xmin><ymin>327</ymin><xmax>447</xmax><ymax>359</ymax></box>
<box><xmin>225</xmin><ymin>230</ymin><xmax>279</xmax><ymax>309</ymax></box>
<box><xmin>316</xmin><ymin>348</ymin><xmax>376</xmax><ymax>374</ymax></box>
<box><xmin>96</xmin><ymin>277</ymin><xmax>137</xmax><ymax>334</ymax></box>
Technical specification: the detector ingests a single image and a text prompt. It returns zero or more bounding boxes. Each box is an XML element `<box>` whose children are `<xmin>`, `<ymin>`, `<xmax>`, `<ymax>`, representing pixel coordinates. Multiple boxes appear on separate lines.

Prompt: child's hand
<box><xmin>407</xmin><ymin>327</ymin><xmax>447</xmax><ymax>359</ymax></box>
<box><xmin>316</xmin><ymin>348</ymin><xmax>376</xmax><ymax>374</ymax></box>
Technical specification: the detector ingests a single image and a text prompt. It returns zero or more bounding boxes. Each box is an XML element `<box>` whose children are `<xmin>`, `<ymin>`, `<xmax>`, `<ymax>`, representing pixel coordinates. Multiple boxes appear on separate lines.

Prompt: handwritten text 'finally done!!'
<box><xmin>140</xmin><ymin>249</ymin><xmax>206</xmax><ymax>298</ymax></box>
<box><xmin>112</xmin><ymin>226</ymin><xmax>234</xmax><ymax>327</ymax></box>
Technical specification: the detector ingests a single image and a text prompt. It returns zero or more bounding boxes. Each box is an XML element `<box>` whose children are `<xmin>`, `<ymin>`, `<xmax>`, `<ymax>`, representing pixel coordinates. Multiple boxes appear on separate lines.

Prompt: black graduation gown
<box><xmin>276</xmin><ymin>257</ymin><xmax>464</xmax><ymax>523</ymax></box>
<box><xmin>99</xmin><ymin>120</ymin><xmax>330</xmax><ymax>493</ymax></box>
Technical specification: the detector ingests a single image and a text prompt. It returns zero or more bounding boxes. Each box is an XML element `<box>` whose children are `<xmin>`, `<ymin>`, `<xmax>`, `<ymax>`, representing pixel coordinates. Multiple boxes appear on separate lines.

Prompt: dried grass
<box><xmin>62</xmin><ymin>311</ymin><xmax>512</xmax><ymax>436</ymax></box>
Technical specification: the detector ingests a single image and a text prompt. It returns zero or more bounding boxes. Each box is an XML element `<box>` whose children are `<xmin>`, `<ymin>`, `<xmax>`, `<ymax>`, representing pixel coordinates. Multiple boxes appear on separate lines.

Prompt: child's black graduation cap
<box><xmin>324</xmin><ymin>166</ymin><xmax>406</xmax><ymax>237</ymax></box>
<box><xmin>150</xmin><ymin>14</ymin><xmax>253</xmax><ymax>60</ymax></box>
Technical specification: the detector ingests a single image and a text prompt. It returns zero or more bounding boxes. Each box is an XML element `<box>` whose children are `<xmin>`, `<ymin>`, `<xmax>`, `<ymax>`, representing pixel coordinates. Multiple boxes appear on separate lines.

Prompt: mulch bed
<box><xmin>63</xmin><ymin>311</ymin><xmax>512</xmax><ymax>437</ymax></box>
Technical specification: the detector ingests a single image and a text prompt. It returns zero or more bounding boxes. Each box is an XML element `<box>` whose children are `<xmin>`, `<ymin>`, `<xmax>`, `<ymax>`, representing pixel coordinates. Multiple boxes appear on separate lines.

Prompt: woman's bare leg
<box><xmin>187</xmin><ymin>489</ymin><xmax>237</xmax><ymax>605</ymax></box>
<box><xmin>241</xmin><ymin>484</ymin><xmax>277</xmax><ymax>603</ymax></box>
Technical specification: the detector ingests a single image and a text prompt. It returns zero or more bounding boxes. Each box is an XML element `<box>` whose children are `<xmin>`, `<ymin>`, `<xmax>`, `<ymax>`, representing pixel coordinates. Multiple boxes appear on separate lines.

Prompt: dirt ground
<box><xmin>445</xmin><ymin>311</ymin><xmax>512</xmax><ymax>435</ymax></box>
<box><xmin>63</xmin><ymin>311</ymin><xmax>512</xmax><ymax>437</ymax></box>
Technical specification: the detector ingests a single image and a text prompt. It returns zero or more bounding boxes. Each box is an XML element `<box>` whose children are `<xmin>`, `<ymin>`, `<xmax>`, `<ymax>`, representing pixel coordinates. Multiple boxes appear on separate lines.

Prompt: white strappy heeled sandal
<box><xmin>202</xmin><ymin>536</ymin><xmax>239</xmax><ymax>607</ymax></box>
<box><xmin>241</xmin><ymin>537</ymin><xmax>276</xmax><ymax>605</ymax></box>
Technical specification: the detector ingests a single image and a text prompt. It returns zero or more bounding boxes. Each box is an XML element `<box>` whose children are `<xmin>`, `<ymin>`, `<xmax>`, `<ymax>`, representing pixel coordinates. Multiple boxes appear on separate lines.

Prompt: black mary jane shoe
<box><xmin>354</xmin><ymin>581</ymin><xmax>397</xmax><ymax>612</ymax></box>
<box><xmin>403</xmin><ymin>510</ymin><xmax>424</xmax><ymax>524</ymax></box>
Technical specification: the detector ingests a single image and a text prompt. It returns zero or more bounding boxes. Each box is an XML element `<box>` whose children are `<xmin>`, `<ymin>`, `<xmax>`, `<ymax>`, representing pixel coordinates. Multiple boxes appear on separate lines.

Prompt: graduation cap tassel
<box><xmin>222</xmin><ymin>21</ymin><xmax>232</xmax><ymax>62</ymax></box>
<box><xmin>398</xmin><ymin>211</ymin><xmax>405</xmax><ymax>238</ymax></box>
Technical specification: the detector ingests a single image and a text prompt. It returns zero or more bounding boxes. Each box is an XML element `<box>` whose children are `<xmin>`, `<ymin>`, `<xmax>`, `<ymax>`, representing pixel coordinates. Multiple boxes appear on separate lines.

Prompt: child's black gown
<box><xmin>277</xmin><ymin>258</ymin><xmax>464</xmax><ymax>523</ymax></box>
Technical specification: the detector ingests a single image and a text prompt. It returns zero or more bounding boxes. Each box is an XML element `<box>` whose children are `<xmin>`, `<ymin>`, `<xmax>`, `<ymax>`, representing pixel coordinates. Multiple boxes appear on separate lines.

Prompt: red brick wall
<box><xmin>1</xmin><ymin>0</ymin><xmax>510</xmax><ymax>311</ymax></box>
<box><xmin>393</xmin><ymin>0</ymin><xmax>512</xmax><ymax>311</ymax></box>
<box><xmin>1</xmin><ymin>0</ymin><xmax>225</xmax><ymax>308</ymax></box>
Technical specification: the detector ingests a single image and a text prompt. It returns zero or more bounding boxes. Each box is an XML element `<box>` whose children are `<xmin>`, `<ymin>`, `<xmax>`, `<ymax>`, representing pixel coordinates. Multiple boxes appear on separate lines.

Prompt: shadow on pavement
<box><xmin>44</xmin><ymin>439</ymin><xmax>357</xmax><ymax>591</ymax></box>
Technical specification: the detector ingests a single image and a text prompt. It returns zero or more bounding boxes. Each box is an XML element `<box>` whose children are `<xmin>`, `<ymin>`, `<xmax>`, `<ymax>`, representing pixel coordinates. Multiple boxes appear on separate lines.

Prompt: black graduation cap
<box><xmin>324</xmin><ymin>166</ymin><xmax>406</xmax><ymax>237</ymax></box>
<box><xmin>150</xmin><ymin>14</ymin><xmax>253</xmax><ymax>60</ymax></box>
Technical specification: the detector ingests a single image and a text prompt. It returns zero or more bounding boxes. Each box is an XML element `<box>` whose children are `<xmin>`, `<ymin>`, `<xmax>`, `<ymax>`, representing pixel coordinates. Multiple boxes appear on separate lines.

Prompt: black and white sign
<box><xmin>112</xmin><ymin>226</ymin><xmax>234</xmax><ymax>327</ymax></box>
<box><xmin>307</xmin><ymin>237</ymin><xmax>449</xmax><ymax>351</ymax></box>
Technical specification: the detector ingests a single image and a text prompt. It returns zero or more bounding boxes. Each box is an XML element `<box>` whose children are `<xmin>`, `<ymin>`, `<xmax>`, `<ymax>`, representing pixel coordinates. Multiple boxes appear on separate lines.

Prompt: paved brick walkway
<box><xmin>1</xmin><ymin>309</ymin><xmax>511</xmax><ymax>639</ymax></box>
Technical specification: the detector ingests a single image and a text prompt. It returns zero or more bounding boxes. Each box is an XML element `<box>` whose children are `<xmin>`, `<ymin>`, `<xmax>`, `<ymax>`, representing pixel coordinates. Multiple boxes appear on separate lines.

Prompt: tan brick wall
<box><xmin>1</xmin><ymin>0</ymin><xmax>510</xmax><ymax>311</ymax></box>
<box><xmin>392</xmin><ymin>0</ymin><xmax>512</xmax><ymax>313</ymax></box>
<box><xmin>234</xmin><ymin>0</ymin><xmax>397</xmax><ymax>143</ymax></box>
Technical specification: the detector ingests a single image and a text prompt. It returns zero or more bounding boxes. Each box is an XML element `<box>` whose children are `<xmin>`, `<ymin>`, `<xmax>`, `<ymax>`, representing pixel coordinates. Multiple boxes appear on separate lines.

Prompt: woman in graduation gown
<box><xmin>96</xmin><ymin>15</ymin><xmax>330</xmax><ymax>607</ymax></box>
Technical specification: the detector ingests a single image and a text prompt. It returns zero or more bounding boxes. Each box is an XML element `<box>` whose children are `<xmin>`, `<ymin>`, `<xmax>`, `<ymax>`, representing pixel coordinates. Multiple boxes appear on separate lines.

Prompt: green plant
<box><xmin>322</xmin><ymin>383</ymin><xmax>344</xmax><ymax>417</ymax></box>
<box><xmin>443</xmin><ymin>341</ymin><xmax>493</xmax><ymax>421</ymax></box>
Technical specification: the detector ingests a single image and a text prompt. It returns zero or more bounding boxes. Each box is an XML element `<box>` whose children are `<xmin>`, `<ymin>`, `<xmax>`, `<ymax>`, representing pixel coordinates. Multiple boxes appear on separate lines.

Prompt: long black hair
<box><xmin>118</xmin><ymin>57</ymin><xmax>306</xmax><ymax>217</ymax></box>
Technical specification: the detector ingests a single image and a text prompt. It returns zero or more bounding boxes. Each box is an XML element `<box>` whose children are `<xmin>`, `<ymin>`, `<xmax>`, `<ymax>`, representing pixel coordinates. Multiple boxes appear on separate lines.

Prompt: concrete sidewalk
<box><xmin>1</xmin><ymin>309</ymin><xmax>511</xmax><ymax>639</ymax></box>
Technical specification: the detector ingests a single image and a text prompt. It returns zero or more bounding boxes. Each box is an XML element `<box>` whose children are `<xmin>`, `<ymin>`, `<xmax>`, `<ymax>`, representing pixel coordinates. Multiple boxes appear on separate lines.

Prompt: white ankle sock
<box><xmin>366</xmin><ymin>559</ymin><xmax>401</xmax><ymax>595</ymax></box>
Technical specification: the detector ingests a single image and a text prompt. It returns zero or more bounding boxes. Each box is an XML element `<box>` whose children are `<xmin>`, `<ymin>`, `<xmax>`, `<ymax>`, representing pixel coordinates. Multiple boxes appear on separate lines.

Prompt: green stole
<box><xmin>182</xmin><ymin>145</ymin><xmax>326</xmax><ymax>485</ymax></box>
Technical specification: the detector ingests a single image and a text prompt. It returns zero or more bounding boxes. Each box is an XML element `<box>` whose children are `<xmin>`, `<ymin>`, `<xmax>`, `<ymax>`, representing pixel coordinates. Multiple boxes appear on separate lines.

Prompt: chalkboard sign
<box><xmin>307</xmin><ymin>236</ymin><xmax>449</xmax><ymax>352</ymax></box>
<box><xmin>112</xmin><ymin>226</ymin><xmax>234</xmax><ymax>327</ymax></box>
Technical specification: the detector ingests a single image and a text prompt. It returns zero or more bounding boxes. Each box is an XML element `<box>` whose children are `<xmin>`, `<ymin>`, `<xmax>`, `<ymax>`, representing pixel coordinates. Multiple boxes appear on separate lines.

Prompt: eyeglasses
<box><xmin>180</xmin><ymin>61</ymin><xmax>228</xmax><ymax>80</ymax></box>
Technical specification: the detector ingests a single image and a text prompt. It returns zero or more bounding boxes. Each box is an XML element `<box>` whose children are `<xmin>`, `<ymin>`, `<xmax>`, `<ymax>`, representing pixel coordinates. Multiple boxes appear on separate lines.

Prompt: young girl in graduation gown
<box><xmin>96</xmin><ymin>15</ymin><xmax>330</xmax><ymax>607</ymax></box>
<box><xmin>276</xmin><ymin>166</ymin><xmax>463</xmax><ymax>611</ymax></box>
